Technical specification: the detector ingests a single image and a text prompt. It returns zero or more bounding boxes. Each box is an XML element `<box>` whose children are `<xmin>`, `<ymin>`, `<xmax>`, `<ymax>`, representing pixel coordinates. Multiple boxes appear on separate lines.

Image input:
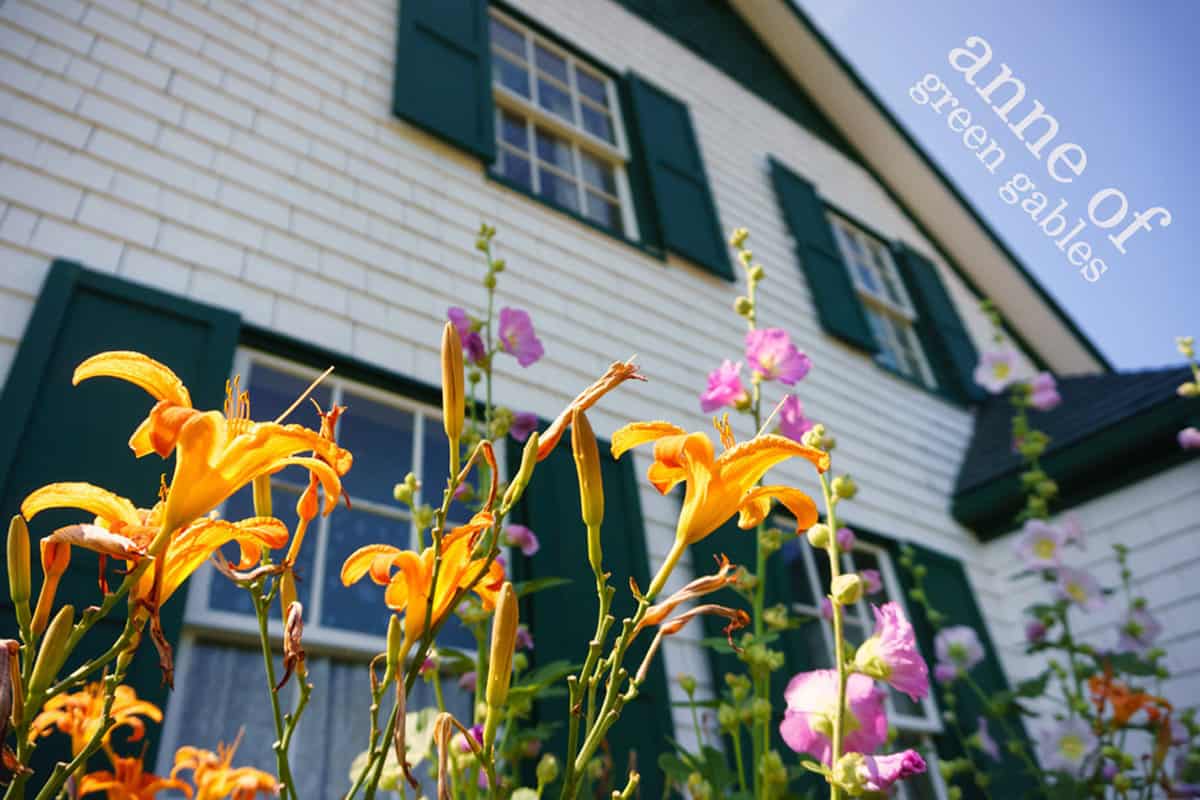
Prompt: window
<box><xmin>488</xmin><ymin>10</ymin><xmax>638</xmax><ymax>238</ymax></box>
<box><xmin>158</xmin><ymin>351</ymin><xmax>474</xmax><ymax>795</ymax></box>
<box><xmin>828</xmin><ymin>214</ymin><xmax>937</xmax><ymax>388</ymax></box>
<box><xmin>784</xmin><ymin>538</ymin><xmax>949</xmax><ymax>800</ymax></box>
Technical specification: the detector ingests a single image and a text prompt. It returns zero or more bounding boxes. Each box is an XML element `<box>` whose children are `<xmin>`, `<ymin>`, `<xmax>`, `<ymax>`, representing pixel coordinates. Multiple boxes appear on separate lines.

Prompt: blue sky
<box><xmin>797</xmin><ymin>0</ymin><xmax>1197</xmax><ymax>371</ymax></box>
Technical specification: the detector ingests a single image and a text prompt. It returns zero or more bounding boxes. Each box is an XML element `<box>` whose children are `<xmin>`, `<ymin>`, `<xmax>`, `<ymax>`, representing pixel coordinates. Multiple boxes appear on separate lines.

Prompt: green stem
<box><xmin>818</xmin><ymin>472</ymin><xmax>848</xmax><ymax>800</ymax></box>
<box><xmin>251</xmin><ymin>580</ymin><xmax>297</xmax><ymax>800</ymax></box>
<box><xmin>731</xmin><ymin>723</ymin><xmax>749</xmax><ymax>796</ymax></box>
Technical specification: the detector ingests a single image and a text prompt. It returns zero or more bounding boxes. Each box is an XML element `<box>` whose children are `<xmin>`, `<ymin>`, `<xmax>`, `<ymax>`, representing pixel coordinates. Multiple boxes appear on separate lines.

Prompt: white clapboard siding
<box><xmin>0</xmin><ymin>0</ymin><xmax>1067</xmax><ymax>746</ymax></box>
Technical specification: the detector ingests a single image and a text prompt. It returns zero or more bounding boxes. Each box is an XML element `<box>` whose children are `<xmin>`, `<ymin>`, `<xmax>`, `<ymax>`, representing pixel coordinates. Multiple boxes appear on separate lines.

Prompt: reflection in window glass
<box><xmin>539</xmin><ymin>169</ymin><xmax>579</xmax><ymax>212</ymax></box>
<box><xmin>535</xmin><ymin>127</ymin><xmax>574</xmax><ymax>172</ymax></box>
<box><xmin>321</xmin><ymin>507</ymin><xmax>408</xmax><ymax>637</ymax></box>
<box><xmin>537</xmin><ymin>79</ymin><xmax>573</xmax><ymax>121</ymax></box>
<box><xmin>584</xmin><ymin>192</ymin><xmax>620</xmax><ymax>233</ymax></box>
<box><xmin>493</xmin><ymin>52</ymin><xmax>530</xmax><ymax>98</ymax></box>
<box><xmin>576</xmin><ymin>69</ymin><xmax>608</xmax><ymax>107</ymax></box>
<box><xmin>490</xmin><ymin>18</ymin><xmax>525</xmax><ymax>59</ymax></box>
<box><xmin>580</xmin><ymin>105</ymin><xmax>613</xmax><ymax>143</ymax></box>
<box><xmin>497</xmin><ymin>149</ymin><xmax>532</xmax><ymax>191</ymax></box>
<box><xmin>534</xmin><ymin>44</ymin><xmax>568</xmax><ymax>83</ymax></box>
<box><xmin>336</xmin><ymin>390</ymin><xmax>414</xmax><ymax>507</ymax></box>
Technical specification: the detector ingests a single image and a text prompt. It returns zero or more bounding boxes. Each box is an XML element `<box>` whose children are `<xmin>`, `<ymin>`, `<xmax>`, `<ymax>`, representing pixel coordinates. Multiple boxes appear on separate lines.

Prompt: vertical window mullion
<box><xmin>412</xmin><ymin>412</ymin><xmax>425</xmax><ymax>550</ymax></box>
<box><xmin>801</xmin><ymin>547</ymin><xmax>837</xmax><ymax>661</ymax></box>
<box><xmin>306</xmin><ymin>380</ymin><xmax>343</xmax><ymax>633</ymax></box>
<box><xmin>571</xmin><ymin>142</ymin><xmax>586</xmax><ymax>216</ymax></box>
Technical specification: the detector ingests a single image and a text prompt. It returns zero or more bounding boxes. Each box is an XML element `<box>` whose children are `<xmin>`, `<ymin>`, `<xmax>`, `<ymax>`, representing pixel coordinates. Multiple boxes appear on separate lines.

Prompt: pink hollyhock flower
<box><xmin>1060</xmin><ymin>514</ymin><xmax>1086</xmax><ymax>549</ymax></box>
<box><xmin>1117</xmin><ymin>607</ymin><xmax>1162</xmax><ymax>654</ymax></box>
<box><xmin>779</xmin><ymin>670</ymin><xmax>888</xmax><ymax>764</ymax></box>
<box><xmin>447</xmin><ymin>306</ymin><xmax>486</xmax><ymax>365</ymax></box>
<box><xmin>515</xmin><ymin>625</ymin><xmax>534</xmax><ymax>651</ymax></box>
<box><xmin>854</xmin><ymin>602</ymin><xmax>929</xmax><ymax>701</ymax></box>
<box><xmin>1039</xmin><ymin>717</ymin><xmax>1097</xmax><ymax>775</ymax></box>
<box><xmin>820</xmin><ymin>596</ymin><xmax>833</xmax><ymax>621</ymax></box>
<box><xmin>1014</xmin><ymin>519</ymin><xmax>1065</xmax><ymax>569</ymax></box>
<box><xmin>934</xmin><ymin>626</ymin><xmax>984</xmax><ymax>680</ymax></box>
<box><xmin>1025</xmin><ymin>619</ymin><xmax>1047</xmax><ymax>644</ymax></box>
<box><xmin>497</xmin><ymin>307</ymin><xmax>544</xmax><ymax>367</ymax></box>
<box><xmin>975</xmin><ymin>716</ymin><xmax>1000</xmax><ymax>761</ymax></box>
<box><xmin>1102</xmin><ymin>762</ymin><xmax>1119</xmax><ymax>780</ymax></box>
<box><xmin>777</xmin><ymin>394</ymin><xmax>814</xmax><ymax>442</ymax></box>
<box><xmin>1029</xmin><ymin>371</ymin><xmax>1062</xmax><ymax>411</ymax></box>
<box><xmin>700</xmin><ymin>360</ymin><xmax>749</xmax><ymax>412</ymax></box>
<box><xmin>458</xmin><ymin>671</ymin><xmax>477</xmax><ymax>693</ymax></box>
<box><xmin>745</xmin><ymin>329</ymin><xmax>811</xmax><ymax>385</ymax></box>
<box><xmin>510</xmin><ymin>411</ymin><xmax>538</xmax><ymax>443</ymax></box>
<box><xmin>458</xmin><ymin>723</ymin><xmax>485</xmax><ymax>753</ymax></box>
<box><xmin>861</xmin><ymin>569</ymin><xmax>883</xmax><ymax>596</ymax></box>
<box><xmin>974</xmin><ymin>348</ymin><xmax>1020</xmax><ymax>394</ymax></box>
<box><xmin>1056</xmin><ymin>567</ymin><xmax>1104</xmax><ymax>612</ymax></box>
<box><xmin>1179</xmin><ymin>427</ymin><xmax>1200</xmax><ymax>450</ymax></box>
<box><xmin>419</xmin><ymin>655</ymin><xmax>438</xmax><ymax>676</ymax></box>
<box><xmin>857</xmin><ymin>749</ymin><xmax>927</xmax><ymax>793</ymax></box>
<box><xmin>836</xmin><ymin>527</ymin><xmax>856</xmax><ymax>551</ymax></box>
<box><xmin>504</xmin><ymin>524</ymin><xmax>540</xmax><ymax>557</ymax></box>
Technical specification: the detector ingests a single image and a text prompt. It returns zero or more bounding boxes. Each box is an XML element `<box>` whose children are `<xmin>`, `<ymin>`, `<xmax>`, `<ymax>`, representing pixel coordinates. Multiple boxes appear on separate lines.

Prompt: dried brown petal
<box><xmin>147</xmin><ymin>607</ymin><xmax>174</xmax><ymax>688</ymax></box>
<box><xmin>46</xmin><ymin>524</ymin><xmax>145</xmax><ymax>561</ymax></box>
<box><xmin>537</xmin><ymin>359</ymin><xmax>645</xmax><ymax>461</ymax></box>
<box><xmin>637</xmin><ymin>555</ymin><xmax>738</xmax><ymax>632</ymax></box>
<box><xmin>274</xmin><ymin>602</ymin><xmax>306</xmax><ymax>692</ymax></box>
<box><xmin>636</xmin><ymin>605</ymin><xmax>749</xmax><ymax>684</ymax></box>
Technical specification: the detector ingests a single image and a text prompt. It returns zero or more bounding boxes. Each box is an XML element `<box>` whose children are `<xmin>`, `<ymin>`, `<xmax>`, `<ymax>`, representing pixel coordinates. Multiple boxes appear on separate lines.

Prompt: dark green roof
<box><xmin>953</xmin><ymin>366</ymin><xmax>1197</xmax><ymax>538</ymax></box>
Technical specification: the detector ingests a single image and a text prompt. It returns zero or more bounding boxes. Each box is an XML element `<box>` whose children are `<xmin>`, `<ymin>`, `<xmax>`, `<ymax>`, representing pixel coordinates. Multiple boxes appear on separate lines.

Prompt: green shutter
<box><xmin>887</xmin><ymin>540</ymin><xmax>1036</xmax><ymax>799</ymax></box>
<box><xmin>893</xmin><ymin>243</ymin><xmax>984</xmax><ymax>403</ymax></box>
<box><xmin>624</xmin><ymin>72</ymin><xmax>733</xmax><ymax>280</ymax></box>
<box><xmin>769</xmin><ymin>158</ymin><xmax>878</xmax><ymax>353</ymax></box>
<box><xmin>506</xmin><ymin>428</ymin><xmax>673</xmax><ymax>797</ymax></box>
<box><xmin>0</xmin><ymin>262</ymin><xmax>239</xmax><ymax>777</ymax></box>
<box><xmin>393</xmin><ymin>0</ymin><xmax>495</xmax><ymax>162</ymax></box>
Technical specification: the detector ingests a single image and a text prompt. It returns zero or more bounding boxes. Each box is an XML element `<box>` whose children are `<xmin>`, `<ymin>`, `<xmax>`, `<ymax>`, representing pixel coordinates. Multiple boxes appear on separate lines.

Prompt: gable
<box><xmin>613</xmin><ymin>0</ymin><xmax>856</xmax><ymax>160</ymax></box>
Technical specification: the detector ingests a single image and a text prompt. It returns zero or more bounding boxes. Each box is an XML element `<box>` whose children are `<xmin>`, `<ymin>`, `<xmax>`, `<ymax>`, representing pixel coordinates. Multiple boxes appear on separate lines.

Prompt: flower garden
<box><xmin>1</xmin><ymin>224</ymin><xmax>1197</xmax><ymax>799</ymax></box>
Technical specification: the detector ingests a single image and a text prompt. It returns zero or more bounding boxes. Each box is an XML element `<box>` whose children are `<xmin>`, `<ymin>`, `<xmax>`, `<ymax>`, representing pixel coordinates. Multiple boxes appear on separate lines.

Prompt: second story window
<box><xmin>829</xmin><ymin>214</ymin><xmax>937</xmax><ymax>388</ymax></box>
<box><xmin>488</xmin><ymin>10</ymin><xmax>637</xmax><ymax>237</ymax></box>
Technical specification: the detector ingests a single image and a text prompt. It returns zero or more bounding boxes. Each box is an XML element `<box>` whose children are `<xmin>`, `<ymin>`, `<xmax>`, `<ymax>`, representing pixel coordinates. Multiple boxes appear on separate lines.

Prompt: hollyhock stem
<box><xmin>818</xmin><ymin>471</ymin><xmax>849</xmax><ymax>800</ymax></box>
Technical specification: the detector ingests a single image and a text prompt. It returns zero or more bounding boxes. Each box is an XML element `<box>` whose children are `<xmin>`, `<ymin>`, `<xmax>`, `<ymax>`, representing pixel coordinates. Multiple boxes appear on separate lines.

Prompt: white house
<box><xmin>0</xmin><ymin>0</ymin><xmax>1193</xmax><ymax>797</ymax></box>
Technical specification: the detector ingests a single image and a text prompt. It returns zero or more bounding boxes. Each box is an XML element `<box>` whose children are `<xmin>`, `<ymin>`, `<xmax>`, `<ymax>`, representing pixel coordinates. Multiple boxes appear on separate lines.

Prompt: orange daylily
<box><xmin>170</xmin><ymin>737</ymin><xmax>278</xmax><ymax>800</ymax></box>
<box><xmin>22</xmin><ymin>483</ymin><xmax>288</xmax><ymax>607</ymax></box>
<box><xmin>29</xmin><ymin>682</ymin><xmax>161</xmax><ymax>757</ymax></box>
<box><xmin>79</xmin><ymin>751</ymin><xmax>193</xmax><ymax>799</ymax></box>
<box><xmin>1088</xmin><ymin>671</ymin><xmax>1171</xmax><ymax>728</ymax></box>
<box><xmin>340</xmin><ymin>513</ymin><xmax>505</xmax><ymax>656</ymax></box>
<box><xmin>73</xmin><ymin>351</ymin><xmax>351</xmax><ymax>540</ymax></box>
<box><xmin>611</xmin><ymin>420</ymin><xmax>828</xmax><ymax>597</ymax></box>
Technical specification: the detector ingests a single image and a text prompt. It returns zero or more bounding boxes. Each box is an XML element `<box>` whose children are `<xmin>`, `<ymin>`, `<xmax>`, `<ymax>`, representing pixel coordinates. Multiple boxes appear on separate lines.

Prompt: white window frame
<box><xmin>828</xmin><ymin>214</ymin><xmax>938</xmax><ymax>389</ymax></box>
<box><xmin>785</xmin><ymin>537</ymin><xmax>949</xmax><ymax>799</ymax></box>
<box><xmin>488</xmin><ymin>8</ymin><xmax>639</xmax><ymax>239</ymax></box>
<box><xmin>181</xmin><ymin>348</ymin><xmax>484</xmax><ymax>659</ymax></box>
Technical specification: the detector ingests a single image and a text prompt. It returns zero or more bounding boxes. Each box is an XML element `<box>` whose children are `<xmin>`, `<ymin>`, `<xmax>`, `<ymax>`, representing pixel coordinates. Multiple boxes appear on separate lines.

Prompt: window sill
<box><xmin>484</xmin><ymin>169</ymin><xmax>665</xmax><ymax>263</ymax></box>
<box><xmin>873</xmin><ymin>359</ymin><xmax>966</xmax><ymax>408</ymax></box>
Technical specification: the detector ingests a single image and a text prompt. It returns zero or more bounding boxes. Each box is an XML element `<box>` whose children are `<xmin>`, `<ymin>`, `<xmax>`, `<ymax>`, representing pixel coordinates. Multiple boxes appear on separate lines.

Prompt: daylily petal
<box><xmin>646</xmin><ymin>460</ymin><xmax>688</xmax><ymax>495</ymax></box>
<box><xmin>611</xmin><ymin>421</ymin><xmax>687</xmax><ymax>459</ymax></box>
<box><xmin>73</xmin><ymin>351</ymin><xmax>192</xmax><ymax>408</ymax></box>
<box><xmin>21</xmin><ymin>482</ymin><xmax>141</xmax><ymax>528</ymax></box>
<box><xmin>737</xmin><ymin>485</ymin><xmax>818</xmax><ymax>531</ymax></box>
<box><xmin>341</xmin><ymin>544</ymin><xmax>402</xmax><ymax>586</ymax></box>
<box><xmin>715</xmin><ymin>434</ymin><xmax>829</xmax><ymax>488</ymax></box>
<box><xmin>43</xmin><ymin>524</ymin><xmax>145</xmax><ymax>561</ymax></box>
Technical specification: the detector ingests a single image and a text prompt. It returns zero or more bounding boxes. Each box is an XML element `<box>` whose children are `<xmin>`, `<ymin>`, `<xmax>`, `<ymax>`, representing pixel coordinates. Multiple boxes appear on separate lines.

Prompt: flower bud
<box><xmin>748</xmin><ymin>265</ymin><xmax>765</xmax><ymax>282</ymax></box>
<box><xmin>491</xmin><ymin>258</ymin><xmax>506</xmax><ymax>273</ymax></box>
<box><xmin>1178</xmin><ymin>382</ymin><xmax>1200</xmax><ymax>398</ymax></box>
<box><xmin>806</xmin><ymin>524</ymin><xmax>831</xmax><ymax>549</ymax></box>
<box><xmin>32</xmin><ymin>540</ymin><xmax>70</xmax><ymax>637</ymax></box>
<box><xmin>832</xmin><ymin>574</ymin><xmax>863</xmax><ymax>605</ymax></box>
<box><xmin>252</xmin><ymin>474</ymin><xmax>272</xmax><ymax>518</ymax></box>
<box><xmin>502</xmin><ymin>432</ymin><xmax>539</xmax><ymax>511</ymax></box>
<box><xmin>29</xmin><ymin>604</ymin><xmax>73</xmax><ymax>696</ymax></box>
<box><xmin>571</xmin><ymin>410</ymin><xmax>604</xmax><ymax>577</ymax></box>
<box><xmin>441</xmin><ymin>321</ymin><xmax>465</xmax><ymax>445</ymax></box>
<box><xmin>393</xmin><ymin>481</ymin><xmax>414</xmax><ymax>505</ymax></box>
<box><xmin>832</xmin><ymin>752</ymin><xmax>867</xmax><ymax>796</ymax></box>
<box><xmin>729</xmin><ymin>228</ymin><xmax>749</xmax><ymax>249</ymax></box>
<box><xmin>482</xmin><ymin>583</ymin><xmax>518</xmax><ymax>753</ymax></box>
<box><xmin>386</xmin><ymin>613</ymin><xmax>402</xmax><ymax>676</ymax></box>
<box><xmin>734</xmin><ymin>296</ymin><xmax>753</xmax><ymax>316</ymax></box>
<box><xmin>483</xmin><ymin>273</ymin><xmax>497</xmax><ymax>289</ymax></box>
<box><xmin>759</xmin><ymin>527</ymin><xmax>782</xmax><ymax>556</ymax></box>
<box><xmin>717</xmin><ymin>703</ymin><xmax>738</xmax><ymax>731</ymax></box>
<box><xmin>1177</xmin><ymin>336</ymin><xmax>1195</xmax><ymax>358</ymax></box>
<box><xmin>677</xmin><ymin>673</ymin><xmax>697</xmax><ymax>695</ymax></box>
<box><xmin>8</xmin><ymin>516</ymin><xmax>31</xmax><ymax>625</ymax></box>
<box><xmin>536</xmin><ymin>753</ymin><xmax>560</xmax><ymax>786</ymax></box>
<box><xmin>801</xmin><ymin>424</ymin><xmax>827</xmax><ymax>449</ymax></box>
<box><xmin>831</xmin><ymin>474</ymin><xmax>857</xmax><ymax>500</ymax></box>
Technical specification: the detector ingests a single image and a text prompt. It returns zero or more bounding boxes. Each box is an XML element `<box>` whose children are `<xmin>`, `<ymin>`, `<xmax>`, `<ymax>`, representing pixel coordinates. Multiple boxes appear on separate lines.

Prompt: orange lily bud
<box><xmin>7</xmin><ymin>516</ymin><xmax>31</xmax><ymax>627</ymax></box>
<box><xmin>252</xmin><ymin>474</ymin><xmax>272</xmax><ymax>518</ymax></box>
<box><xmin>386</xmin><ymin>613</ymin><xmax>402</xmax><ymax>677</ymax></box>
<box><xmin>32</xmin><ymin>540</ymin><xmax>70</xmax><ymax>637</ymax></box>
<box><xmin>572</xmin><ymin>410</ymin><xmax>604</xmax><ymax>531</ymax></box>
<box><xmin>29</xmin><ymin>604</ymin><xmax>73</xmax><ymax>696</ymax></box>
<box><xmin>501</xmin><ymin>432</ymin><xmax>539</xmax><ymax>511</ymax></box>
<box><xmin>3</xmin><ymin>639</ymin><xmax>22</xmax><ymax>728</ymax></box>
<box><xmin>441</xmin><ymin>321</ymin><xmax>465</xmax><ymax>445</ymax></box>
<box><xmin>483</xmin><ymin>583</ymin><xmax>517</xmax><ymax>753</ymax></box>
<box><xmin>280</xmin><ymin>569</ymin><xmax>298</xmax><ymax>616</ymax></box>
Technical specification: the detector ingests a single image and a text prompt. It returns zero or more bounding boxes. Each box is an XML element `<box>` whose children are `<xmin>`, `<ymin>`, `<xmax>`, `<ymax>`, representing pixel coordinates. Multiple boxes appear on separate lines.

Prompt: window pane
<box><xmin>321</xmin><ymin>507</ymin><xmax>409</xmax><ymax>636</ymax></box>
<box><xmin>579</xmin><ymin>151</ymin><xmax>616</xmax><ymax>194</ymax></box>
<box><xmin>866</xmin><ymin>309</ymin><xmax>900</xmax><ymax>371</ymax></box>
<box><xmin>537</xmin><ymin>78</ymin><xmax>573</xmax><ymax>122</ymax></box>
<box><xmin>496</xmin><ymin>149</ymin><xmax>532</xmax><ymax>190</ymax></box>
<box><xmin>422</xmin><ymin>425</ymin><xmax>476</xmax><ymax>524</ymax></box>
<box><xmin>534</xmin><ymin>44</ymin><xmax>568</xmax><ymax>83</ymax></box>
<box><xmin>208</xmin><ymin>484</ymin><xmax>314</xmax><ymax>618</ymax></box>
<box><xmin>576</xmin><ymin>69</ymin><xmax>608</xmax><ymax>108</ymax></box>
<box><xmin>337</xmin><ymin>390</ymin><xmax>414</xmax><ymax>507</ymax></box>
<box><xmin>580</xmin><ymin>104</ymin><xmax>614</xmax><ymax>143</ymax></box>
<box><xmin>490</xmin><ymin>18</ymin><xmax>525</xmax><ymax>59</ymax></box>
<box><xmin>499</xmin><ymin>110</ymin><xmax>529</xmax><ymax>149</ymax></box>
<box><xmin>535</xmin><ymin>127</ymin><xmax>574</xmax><ymax>172</ymax></box>
<box><xmin>493</xmin><ymin>52</ymin><xmax>530</xmax><ymax>97</ymax></box>
<box><xmin>584</xmin><ymin>191</ymin><xmax>621</xmax><ymax>233</ymax></box>
<box><xmin>889</xmin><ymin>684</ymin><xmax>926</xmax><ymax>718</ymax></box>
<box><xmin>784</xmin><ymin>540</ymin><xmax>819</xmax><ymax>605</ymax></box>
<box><xmin>795</xmin><ymin>618</ymin><xmax>833</xmax><ymax>669</ymax></box>
<box><xmin>246</xmin><ymin>364</ymin><xmax>333</xmax><ymax>431</ymax></box>
<box><xmin>538</xmin><ymin>168</ymin><xmax>579</xmax><ymax>212</ymax></box>
<box><xmin>871</xmin><ymin>242</ymin><xmax>905</xmax><ymax>306</ymax></box>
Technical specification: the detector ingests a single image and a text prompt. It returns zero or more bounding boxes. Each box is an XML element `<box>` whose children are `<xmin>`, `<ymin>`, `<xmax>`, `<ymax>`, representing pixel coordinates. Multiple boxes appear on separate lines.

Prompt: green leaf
<box><xmin>658</xmin><ymin>752</ymin><xmax>693</xmax><ymax>782</ymax></box>
<box><xmin>1015</xmin><ymin>671</ymin><xmax>1050</xmax><ymax>697</ymax></box>
<box><xmin>512</xmin><ymin>659</ymin><xmax>576</xmax><ymax>691</ymax></box>
<box><xmin>514</xmin><ymin>576</ymin><xmax>572</xmax><ymax>598</ymax></box>
<box><xmin>1095</xmin><ymin>651</ymin><xmax>1157</xmax><ymax>677</ymax></box>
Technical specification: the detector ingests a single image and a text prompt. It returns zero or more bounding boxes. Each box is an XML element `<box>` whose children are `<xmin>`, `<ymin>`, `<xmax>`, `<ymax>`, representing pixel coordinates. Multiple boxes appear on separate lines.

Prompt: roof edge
<box><xmin>769</xmin><ymin>2</ymin><xmax>1112</xmax><ymax>372</ymax></box>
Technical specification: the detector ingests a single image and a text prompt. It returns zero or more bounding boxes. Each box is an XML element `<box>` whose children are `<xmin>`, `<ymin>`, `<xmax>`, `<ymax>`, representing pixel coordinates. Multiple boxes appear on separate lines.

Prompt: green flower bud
<box><xmin>717</xmin><ymin>703</ymin><xmax>738</xmax><ymax>732</ymax></box>
<box><xmin>806</xmin><ymin>524</ymin><xmax>831</xmax><ymax>549</ymax></box>
<box><xmin>832</xmin><ymin>752</ymin><xmax>866</xmax><ymax>796</ymax></box>
<box><xmin>738</xmin><ymin>249</ymin><xmax>753</xmax><ymax>267</ymax></box>
<box><xmin>748</xmin><ymin>264</ymin><xmax>765</xmax><ymax>282</ymax></box>
<box><xmin>763</xmin><ymin>604</ymin><xmax>790</xmax><ymax>631</ymax></box>
<box><xmin>832</xmin><ymin>573</ymin><xmax>863</xmax><ymax>605</ymax></box>
<box><xmin>760</xmin><ymin>527</ymin><xmax>783</xmax><ymax>556</ymax></box>
<box><xmin>1177</xmin><ymin>336</ymin><xmax>1195</xmax><ymax>358</ymax></box>
<box><xmin>1178</xmin><ymin>382</ymin><xmax>1200</xmax><ymax>398</ymax></box>
<box><xmin>734</xmin><ymin>296</ymin><xmax>753</xmax><ymax>316</ymax></box>
<box><xmin>686</xmin><ymin>772</ymin><xmax>713</xmax><ymax>800</ymax></box>
<box><xmin>730</xmin><ymin>228</ymin><xmax>749</xmax><ymax>249</ymax></box>
<box><xmin>831</xmin><ymin>474</ymin><xmax>858</xmax><ymax>500</ymax></box>
<box><xmin>801</xmin><ymin>424</ymin><xmax>826</xmax><ymax>449</ymax></box>
<box><xmin>536</xmin><ymin>753</ymin><xmax>560</xmax><ymax>786</ymax></box>
<box><xmin>750</xmin><ymin>698</ymin><xmax>772</xmax><ymax>724</ymax></box>
<box><xmin>483</xmin><ymin>273</ymin><xmax>497</xmax><ymax>289</ymax></box>
<box><xmin>468</xmin><ymin>368</ymin><xmax>482</xmax><ymax>385</ymax></box>
<box><xmin>491</xmin><ymin>258</ymin><xmax>506</xmax><ymax>273</ymax></box>
<box><xmin>677</xmin><ymin>673</ymin><xmax>697</xmax><ymax>695</ymax></box>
